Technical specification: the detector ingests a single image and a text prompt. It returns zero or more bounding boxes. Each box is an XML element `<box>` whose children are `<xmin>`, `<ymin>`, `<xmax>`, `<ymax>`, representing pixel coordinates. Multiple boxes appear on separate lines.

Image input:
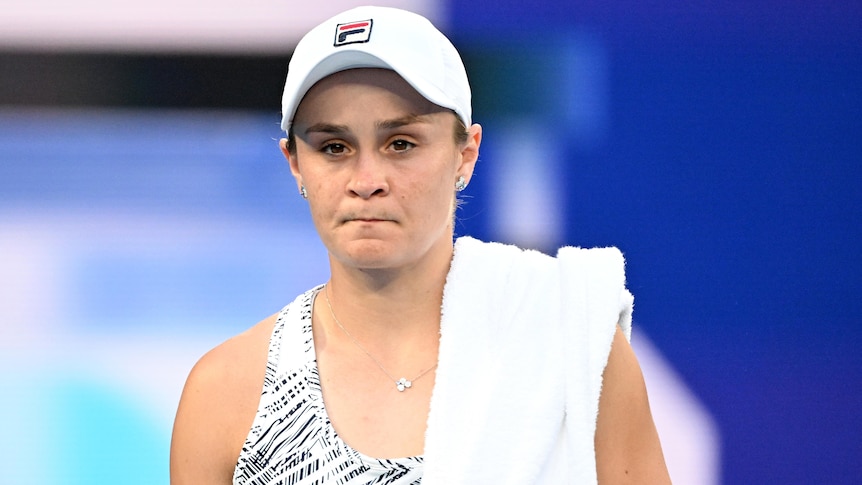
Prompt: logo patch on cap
<box><xmin>334</xmin><ymin>19</ymin><xmax>373</xmax><ymax>46</ymax></box>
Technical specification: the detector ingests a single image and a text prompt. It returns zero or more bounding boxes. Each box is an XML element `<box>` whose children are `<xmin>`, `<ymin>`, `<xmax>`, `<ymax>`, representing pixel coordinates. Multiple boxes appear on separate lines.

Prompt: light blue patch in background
<box><xmin>52</xmin><ymin>376</ymin><xmax>168</xmax><ymax>485</ymax></box>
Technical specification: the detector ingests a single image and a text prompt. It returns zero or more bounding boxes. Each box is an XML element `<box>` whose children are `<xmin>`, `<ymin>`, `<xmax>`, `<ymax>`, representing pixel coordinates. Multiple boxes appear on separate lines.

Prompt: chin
<box><xmin>334</xmin><ymin>239</ymin><xmax>406</xmax><ymax>269</ymax></box>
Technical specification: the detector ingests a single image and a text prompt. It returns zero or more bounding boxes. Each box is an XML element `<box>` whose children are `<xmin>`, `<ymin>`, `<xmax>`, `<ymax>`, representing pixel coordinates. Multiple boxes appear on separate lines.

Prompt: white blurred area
<box><xmin>634</xmin><ymin>333</ymin><xmax>722</xmax><ymax>484</ymax></box>
<box><xmin>0</xmin><ymin>0</ymin><xmax>441</xmax><ymax>52</ymax></box>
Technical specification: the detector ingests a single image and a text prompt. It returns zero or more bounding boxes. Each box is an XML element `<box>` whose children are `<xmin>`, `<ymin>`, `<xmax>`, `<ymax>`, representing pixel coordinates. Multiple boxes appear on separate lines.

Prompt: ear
<box><xmin>456</xmin><ymin>123</ymin><xmax>482</xmax><ymax>185</ymax></box>
<box><xmin>280</xmin><ymin>138</ymin><xmax>304</xmax><ymax>193</ymax></box>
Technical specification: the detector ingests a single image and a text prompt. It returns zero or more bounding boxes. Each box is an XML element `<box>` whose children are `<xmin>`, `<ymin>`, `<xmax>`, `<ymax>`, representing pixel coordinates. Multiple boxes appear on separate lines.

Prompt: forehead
<box><xmin>294</xmin><ymin>68</ymin><xmax>446</xmax><ymax>123</ymax></box>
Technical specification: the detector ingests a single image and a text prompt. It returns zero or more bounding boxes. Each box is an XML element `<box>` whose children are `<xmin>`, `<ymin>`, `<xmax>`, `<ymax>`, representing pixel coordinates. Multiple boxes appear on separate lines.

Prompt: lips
<box><xmin>342</xmin><ymin>213</ymin><xmax>395</xmax><ymax>223</ymax></box>
<box><xmin>348</xmin><ymin>218</ymin><xmax>392</xmax><ymax>224</ymax></box>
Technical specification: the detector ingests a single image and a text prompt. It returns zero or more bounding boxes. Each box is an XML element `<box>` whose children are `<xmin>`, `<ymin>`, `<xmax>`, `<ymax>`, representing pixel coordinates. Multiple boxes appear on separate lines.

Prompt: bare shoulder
<box><xmin>595</xmin><ymin>326</ymin><xmax>672</xmax><ymax>484</ymax></box>
<box><xmin>169</xmin><ymin>313</ymin><xmax>279</xmax><ymax>485</ymax></box>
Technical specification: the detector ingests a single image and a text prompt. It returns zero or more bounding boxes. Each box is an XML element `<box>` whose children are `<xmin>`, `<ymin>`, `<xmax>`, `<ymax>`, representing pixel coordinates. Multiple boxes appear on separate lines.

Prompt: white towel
<box><xmin>422</xmin><ymin>236</ymin><xmax>633</xmax><ymax>484</ymax></box>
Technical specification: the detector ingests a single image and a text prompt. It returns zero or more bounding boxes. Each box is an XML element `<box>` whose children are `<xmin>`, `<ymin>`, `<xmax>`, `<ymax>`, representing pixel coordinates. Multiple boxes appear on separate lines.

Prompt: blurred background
<box><xmin>1</xmin><ymin>1</ymin><xmax>860</xmax><ymax>484</ymax></box>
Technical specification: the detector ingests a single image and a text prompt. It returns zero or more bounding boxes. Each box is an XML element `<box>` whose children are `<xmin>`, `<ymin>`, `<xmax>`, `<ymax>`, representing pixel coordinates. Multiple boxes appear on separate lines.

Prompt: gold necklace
<box><xmin>323</xmin><ymin>285</ymin><xmax>437</xmax><ymax>392</ymax></box>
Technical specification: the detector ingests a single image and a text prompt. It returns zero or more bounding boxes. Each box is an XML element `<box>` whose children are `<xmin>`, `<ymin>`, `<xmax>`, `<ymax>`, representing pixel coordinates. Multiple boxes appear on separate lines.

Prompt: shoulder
<box><xmin>595</xmin><ymin>327</ymin><xmax>671</xmax><ymax>484</ymax></box>
<box><xmin>169</xmin><ymin>313</ymin><xmax>279</xmax><ymax>485</ymax></box>
<box><xmin>186</xmin><ymin>314</ymin><xmax>277</xmax><ymax>410</ymax></box>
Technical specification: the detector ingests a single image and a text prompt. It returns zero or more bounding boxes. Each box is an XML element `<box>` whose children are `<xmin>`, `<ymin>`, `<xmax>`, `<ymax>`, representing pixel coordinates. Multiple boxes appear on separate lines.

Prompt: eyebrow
<box><xmin>302</xmin><ymin>122</ymin><xmax>350</xmax><ymax>136</ymax></box>
<box><xmin>376</xmin><ymin>114</ymin><xmax>431</xmax><ymax>131</ymax></box>
<box><xmin>301</xmin><ymin>114</ymin><xmax>431</xmax><ymax>136</ymax></box>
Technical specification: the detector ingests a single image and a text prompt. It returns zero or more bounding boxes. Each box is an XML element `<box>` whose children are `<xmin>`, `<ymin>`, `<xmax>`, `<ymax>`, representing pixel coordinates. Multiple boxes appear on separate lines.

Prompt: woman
<box><xmin>170</xmin><ymin>6</ymin><xmax>671</xmax><ymax>484</ymax></box>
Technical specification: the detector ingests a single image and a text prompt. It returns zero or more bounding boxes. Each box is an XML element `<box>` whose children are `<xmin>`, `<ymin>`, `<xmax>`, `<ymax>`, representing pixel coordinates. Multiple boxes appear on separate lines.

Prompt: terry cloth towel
<box><xmin>422</xmin><ymin>236</ymin><xmax>633</xmax><ymax>485</ymax></box>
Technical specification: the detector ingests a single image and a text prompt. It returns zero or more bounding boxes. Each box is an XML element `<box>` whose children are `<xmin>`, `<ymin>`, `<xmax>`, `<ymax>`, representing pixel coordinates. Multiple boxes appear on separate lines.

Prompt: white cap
<box><xmin>280</xmin><ymin>6</ymin><xmax>472</xmax><ymax>133</ymax></box>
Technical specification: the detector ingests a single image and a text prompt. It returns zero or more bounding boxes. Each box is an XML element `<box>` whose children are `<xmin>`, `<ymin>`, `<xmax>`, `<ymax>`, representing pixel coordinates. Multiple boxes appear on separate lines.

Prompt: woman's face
<box><xmin>284</xmin><ymin>68</ymin><xmax>481</xmax><ymax>272</ymax></box>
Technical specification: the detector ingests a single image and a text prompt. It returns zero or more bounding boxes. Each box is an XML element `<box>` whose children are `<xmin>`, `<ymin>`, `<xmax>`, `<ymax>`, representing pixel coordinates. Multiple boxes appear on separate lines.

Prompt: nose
<box><xmin>347</xmin><ymin>151</ymin><xmax>389</xmax><ymax>199</ymax></box>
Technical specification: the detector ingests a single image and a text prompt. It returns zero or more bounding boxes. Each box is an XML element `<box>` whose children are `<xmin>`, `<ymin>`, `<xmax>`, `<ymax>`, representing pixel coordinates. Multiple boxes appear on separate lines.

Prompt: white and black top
<box><xmin>234</xmin><ymin>286</ymin><xmax>424</xmax><ymax>485</ymax></box>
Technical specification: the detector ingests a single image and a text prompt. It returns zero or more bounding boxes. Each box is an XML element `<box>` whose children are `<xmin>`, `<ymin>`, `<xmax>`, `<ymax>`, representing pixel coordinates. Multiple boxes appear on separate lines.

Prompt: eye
<box><xmin>390</xmin><ymin>139</ymin><xmax>415</xmax><ymax>152</ymax></box>
<box><xmin>321</xmin><ymin>142</ymin><xmax>347</xmax><ymax>155</ymax></box>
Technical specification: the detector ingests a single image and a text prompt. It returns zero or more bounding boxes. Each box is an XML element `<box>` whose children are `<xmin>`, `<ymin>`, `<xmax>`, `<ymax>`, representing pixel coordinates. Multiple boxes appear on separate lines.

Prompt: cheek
<box><xmin>304</xmin><ymin>176</ymin><xmax>340</xmax><ymax>226</ymax></box>
<box><xmin>404</xmin><ymin>172</ymin><xmax>456</xmax><ymax>218</ymax></box>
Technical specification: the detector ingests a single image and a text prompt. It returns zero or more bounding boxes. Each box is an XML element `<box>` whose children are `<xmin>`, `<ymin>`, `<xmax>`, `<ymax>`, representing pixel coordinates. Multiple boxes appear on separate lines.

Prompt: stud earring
<box><xmin>300</xmin><ymin>185</ymin><xmax>308</xmax><ymax>199</ymax></box>
<box><xmin>454</xmin><ymin>176</ymin><xmax>467</xmax><ymax>192</ymax></box>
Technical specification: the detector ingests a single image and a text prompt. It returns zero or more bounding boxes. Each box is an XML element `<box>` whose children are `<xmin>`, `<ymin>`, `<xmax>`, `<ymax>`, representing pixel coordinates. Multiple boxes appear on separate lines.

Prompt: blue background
<box><xmin>447</xmin><ymin>2</ymin><xmax>861</xmax><ymax>483</ymax></box>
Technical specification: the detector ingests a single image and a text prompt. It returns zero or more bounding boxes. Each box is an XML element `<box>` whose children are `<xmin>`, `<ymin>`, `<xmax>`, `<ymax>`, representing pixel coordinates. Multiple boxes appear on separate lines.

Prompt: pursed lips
<box><xmin>342</xmin><ymin>215</ymin><xmax>395</xmax><ymax>224</ymax></box>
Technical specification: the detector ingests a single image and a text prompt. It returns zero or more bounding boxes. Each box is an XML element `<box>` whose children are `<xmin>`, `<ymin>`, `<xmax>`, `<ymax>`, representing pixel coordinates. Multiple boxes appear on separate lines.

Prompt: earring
<box><xmin>300</xmin><ymin>185</ymin><xmax>308</xmax><ymax>199</ymax></box>
<box><xmin>454</xmin><ymin>176</ymin><xmax>467</xmax><ymax>192</ymax></box>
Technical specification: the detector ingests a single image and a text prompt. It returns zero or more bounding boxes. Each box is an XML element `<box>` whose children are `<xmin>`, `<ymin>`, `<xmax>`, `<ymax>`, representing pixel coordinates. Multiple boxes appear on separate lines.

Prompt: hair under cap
<box><xmin>280</xmin><ymin>6</ymin><xmax>472</xmax><ymax>133</ymax></box>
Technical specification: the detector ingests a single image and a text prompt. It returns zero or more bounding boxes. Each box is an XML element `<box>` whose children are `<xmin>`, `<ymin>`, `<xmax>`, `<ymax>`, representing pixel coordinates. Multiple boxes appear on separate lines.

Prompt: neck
<box><xmin>323</xmin><ymin>238</ymin><xmax>454</xmax><ymax>346</ymax></box>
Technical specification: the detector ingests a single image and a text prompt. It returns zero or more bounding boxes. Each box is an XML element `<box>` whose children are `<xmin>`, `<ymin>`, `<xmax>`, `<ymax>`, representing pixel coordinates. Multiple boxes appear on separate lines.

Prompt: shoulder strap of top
<box><xmin>262</xmin><ymin>286</ymin><xmax>321</xmax><ymax>389</ymax></box>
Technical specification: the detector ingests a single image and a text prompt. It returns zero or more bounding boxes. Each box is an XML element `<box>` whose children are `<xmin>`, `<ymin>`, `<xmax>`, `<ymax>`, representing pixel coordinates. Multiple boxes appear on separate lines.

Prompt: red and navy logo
<box><xmin>334</xmin><ymin>19</ymin><xmax>373</xmax><ymax>46</ymax></box>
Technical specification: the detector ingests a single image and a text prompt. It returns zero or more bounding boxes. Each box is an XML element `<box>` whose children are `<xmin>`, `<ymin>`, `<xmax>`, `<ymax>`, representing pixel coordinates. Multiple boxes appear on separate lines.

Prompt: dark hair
<box><xmin>287</xmin><ymin>112</ymin><xmax>469</xmax><ymax>155</ymax></box>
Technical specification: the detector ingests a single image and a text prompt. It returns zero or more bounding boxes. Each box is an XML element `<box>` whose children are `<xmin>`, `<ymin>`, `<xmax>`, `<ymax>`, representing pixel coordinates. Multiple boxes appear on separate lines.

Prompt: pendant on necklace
<box><xmin>396</xmin><ymin>378</ymin><xmax>412</xmax><ymax>392</ymax></box>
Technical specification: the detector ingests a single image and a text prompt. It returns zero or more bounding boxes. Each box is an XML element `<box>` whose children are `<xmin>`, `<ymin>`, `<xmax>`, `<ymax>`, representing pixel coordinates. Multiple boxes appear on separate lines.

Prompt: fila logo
<box><xmin>334</xmin><ymin>19</ymin><xmax>373</xmax><ymax>46</ymax></box>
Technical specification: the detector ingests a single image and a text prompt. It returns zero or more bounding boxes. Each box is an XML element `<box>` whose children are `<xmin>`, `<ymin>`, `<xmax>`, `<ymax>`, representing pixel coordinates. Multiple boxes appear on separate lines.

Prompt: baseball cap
<box><xmin>280</xmin><ymin>6</ymin><xmax>472</xmax><ymax>133</ymax></box>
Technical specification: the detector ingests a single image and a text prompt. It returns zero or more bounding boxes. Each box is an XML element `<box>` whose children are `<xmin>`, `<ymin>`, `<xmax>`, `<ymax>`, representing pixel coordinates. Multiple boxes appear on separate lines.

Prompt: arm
<box><xmin>595</xmin><ymin>326</ymin><xmax>672</xmax><ymax>484</ymax></box>
<box><xmin>170</xmin><ymin>346</ymin><xmax>241</xmax><ymax>485</ymax></box>
<box><xmin>170</xmin><ymin>317</ymin><xmax>274</xmax><ymax>484</ymax></box>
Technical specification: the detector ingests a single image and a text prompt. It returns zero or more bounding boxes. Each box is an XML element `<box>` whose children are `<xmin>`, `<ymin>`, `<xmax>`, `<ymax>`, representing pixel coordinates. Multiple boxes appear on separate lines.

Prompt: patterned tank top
<box><xmin>233</xmin><ymin>286</ymin><xmax>424</xmax><ymax>485</ymax></box>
